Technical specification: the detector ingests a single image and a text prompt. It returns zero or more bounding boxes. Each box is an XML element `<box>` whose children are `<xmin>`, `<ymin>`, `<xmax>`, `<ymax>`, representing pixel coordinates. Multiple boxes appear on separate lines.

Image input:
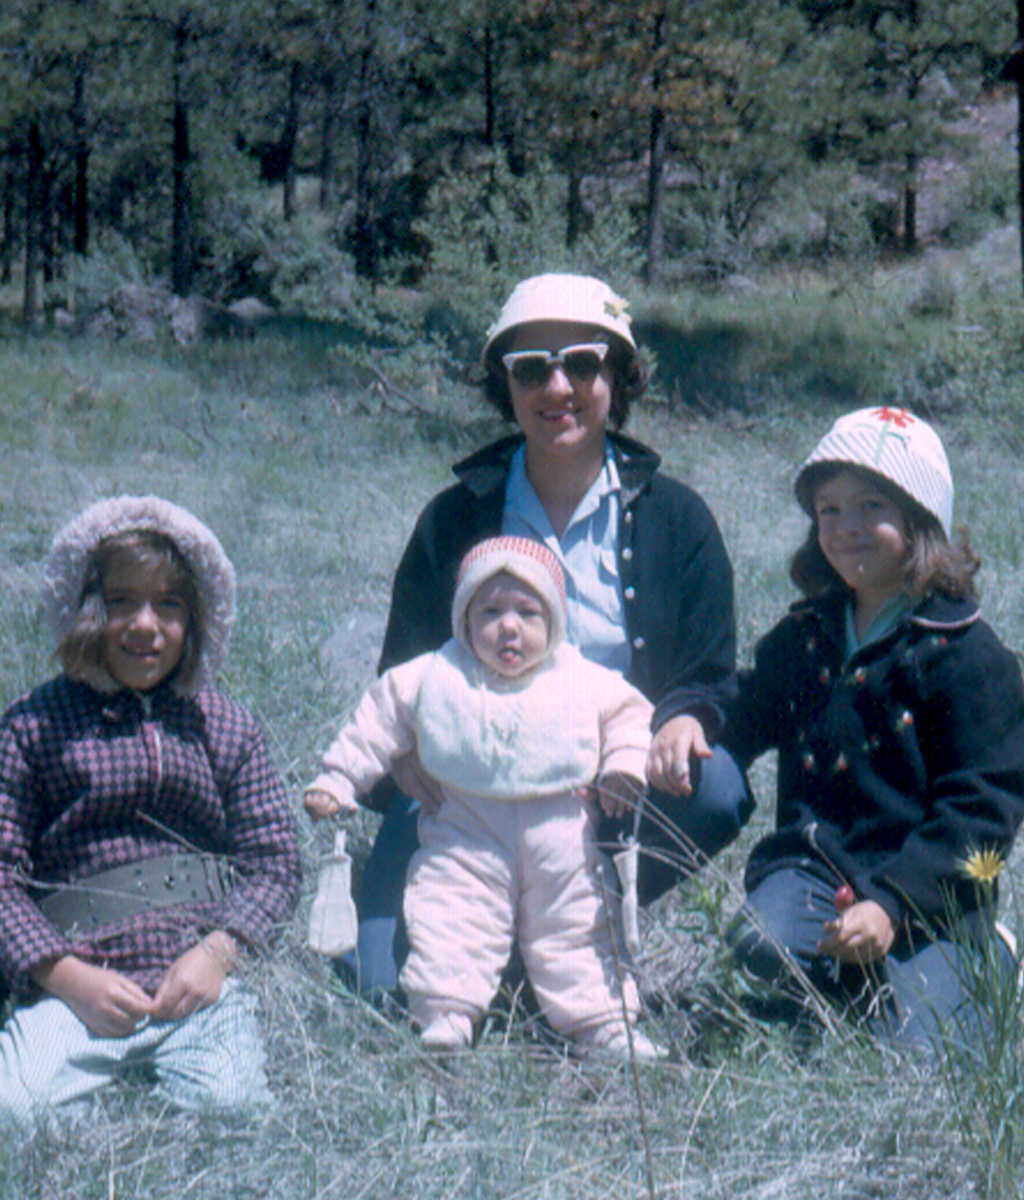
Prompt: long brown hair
<box><xmin>790</xmin><ymin>463</ymin><xmax>979</xmax><ymax>602</ymax></box>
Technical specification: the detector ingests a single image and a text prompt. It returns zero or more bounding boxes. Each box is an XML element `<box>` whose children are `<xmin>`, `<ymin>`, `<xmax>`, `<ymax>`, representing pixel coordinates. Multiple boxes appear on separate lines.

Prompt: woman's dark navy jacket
<box><xmin>722</xmin><ymin>590</ymin><xmax>1024</xmax><ymax>932</ymax></box>
<box><xmin>376</xmin><ymin>432</ymin><xmax>737</xmax><ymax>779</ymax></box>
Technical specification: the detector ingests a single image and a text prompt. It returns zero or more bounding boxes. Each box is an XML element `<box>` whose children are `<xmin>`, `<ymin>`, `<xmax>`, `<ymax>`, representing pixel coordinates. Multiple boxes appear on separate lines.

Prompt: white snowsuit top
<box><xmin>308</xmin><ymin>638</ymin><xmax>653</xmax><ymax>807</ymax></box>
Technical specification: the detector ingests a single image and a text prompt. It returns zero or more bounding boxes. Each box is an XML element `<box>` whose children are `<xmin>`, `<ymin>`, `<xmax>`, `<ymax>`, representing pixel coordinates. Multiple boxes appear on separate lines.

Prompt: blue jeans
<box><xmin>340</xmin><ymin>746</ymin><xmax>751</xmax><ymax>996</ymax></box>
<box><xmin>0</xmin><ymin>979</ymin><xmax>273</xmax><ymax>1133</ymax></box>
<box><xmin>727</xmin><ymin>866</ymin><xmax>1012</xmax><ymax>1051</ymax></box>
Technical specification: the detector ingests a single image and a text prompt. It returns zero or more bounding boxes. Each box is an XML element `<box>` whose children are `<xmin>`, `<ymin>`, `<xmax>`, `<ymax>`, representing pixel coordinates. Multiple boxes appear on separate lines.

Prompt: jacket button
<box><xmin>624</xmin><ymin>586</ymin><xmax>636</xmax><ymax>601</ymax></box>
<box><xmin>622</xmin><ymin>547</ymin><xmax>633</xmax><ymax>561</ymax></box>
<box><xmin>633</xmin><ymin>636</ymin><xmax>645</xmax><ymax>650</ymax></box>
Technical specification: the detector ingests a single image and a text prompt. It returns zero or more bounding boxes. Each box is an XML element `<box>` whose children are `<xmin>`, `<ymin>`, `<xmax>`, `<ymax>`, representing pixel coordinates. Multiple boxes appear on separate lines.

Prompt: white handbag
<box><xmin>612</xmin><ymin>837</ymin><xmax>641</xmax><ymax>958</ymax></box>
<box><xmin>307</xmin><ymin>827</ymin><xmax>359</xmax><ymax>956</ymax></box>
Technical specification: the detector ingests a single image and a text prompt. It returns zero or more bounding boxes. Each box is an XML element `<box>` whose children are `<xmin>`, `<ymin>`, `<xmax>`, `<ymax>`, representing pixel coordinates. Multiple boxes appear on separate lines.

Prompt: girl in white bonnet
<box><xmin>0</xmin><ymin>496</ymin><xmax>301</xmax><ymax>1129</ymax></box>
<box><xmin>716</xmin><ymin>408</ymin><xmax>1024</xmax><ymax>1048</ymax></box>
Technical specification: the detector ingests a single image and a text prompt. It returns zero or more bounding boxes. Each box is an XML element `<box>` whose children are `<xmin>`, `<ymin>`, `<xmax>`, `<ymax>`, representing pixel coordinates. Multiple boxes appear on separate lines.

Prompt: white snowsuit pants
<box><xmin>400</xmin><ymin>790</ymin><xmax>639</xmax><ymax>1037</ymax></box>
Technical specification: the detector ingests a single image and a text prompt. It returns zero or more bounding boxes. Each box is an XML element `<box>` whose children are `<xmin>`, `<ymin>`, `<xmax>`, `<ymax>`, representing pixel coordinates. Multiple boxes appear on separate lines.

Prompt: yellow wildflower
<box><xmin>958</xmin><ymin>845</ymin><xmax>1005</xmax><ymax>886</ymax></box>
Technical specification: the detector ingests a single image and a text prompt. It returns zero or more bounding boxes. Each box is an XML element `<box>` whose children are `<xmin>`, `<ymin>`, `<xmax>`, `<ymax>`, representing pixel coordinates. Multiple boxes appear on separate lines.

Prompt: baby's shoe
<box><xmin>420</xmin><ymin>1012</ymin><xmax>474</xmax><ymax>1052</ymax></box>
<box><xmin>576</xmin><ymin>1021</ymin><xmax>667</xmax><ymax>1063</ymax></box>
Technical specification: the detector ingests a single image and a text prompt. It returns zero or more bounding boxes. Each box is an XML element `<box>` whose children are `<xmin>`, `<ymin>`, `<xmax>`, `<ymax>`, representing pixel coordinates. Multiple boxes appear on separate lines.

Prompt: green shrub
<box><xmin>414</xmin><ymin>152</ymin><xmax>644</xmax><ymax>354</ymax></box>
<box><xmin>53</xmin><ymin>232</ymin><xmax>149</xmax><ymax>315</ymax></box>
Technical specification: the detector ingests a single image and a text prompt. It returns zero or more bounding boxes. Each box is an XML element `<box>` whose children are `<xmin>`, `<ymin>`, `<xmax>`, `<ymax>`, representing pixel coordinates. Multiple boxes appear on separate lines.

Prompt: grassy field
<box><xmin>2</xmin><ymin>259</ymin><xmax>1024</xmax><ymax>1199</ymax></box>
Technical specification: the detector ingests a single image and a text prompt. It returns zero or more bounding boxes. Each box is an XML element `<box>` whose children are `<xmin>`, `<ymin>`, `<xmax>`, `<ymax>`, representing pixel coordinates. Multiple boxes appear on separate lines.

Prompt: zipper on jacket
<box><xmin>139</xmin><ymin>693</ymin><xmax>164</xmax><ymax>810</ymax></box>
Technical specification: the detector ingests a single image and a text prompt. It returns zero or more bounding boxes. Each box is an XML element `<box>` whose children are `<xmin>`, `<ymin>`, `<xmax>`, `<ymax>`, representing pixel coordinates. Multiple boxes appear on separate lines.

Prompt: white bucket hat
<box><xmin>451</xmin><ymin>536</ymin><xmax>567</xmax><ymax>657</ymax></box>
<box><xmin>43</xmin><ymin>495</ymin><xmax>236</xmax><ymax>693</ymax></box>
<box><xmin>481</xmin><ymin>274</ymin><xmax>635</xmax><ymax>364</ymax></box>
<box><xmin>795</xmin><ymin>407</ymin><xmax>954</xmax><ymax>536</ymax></box>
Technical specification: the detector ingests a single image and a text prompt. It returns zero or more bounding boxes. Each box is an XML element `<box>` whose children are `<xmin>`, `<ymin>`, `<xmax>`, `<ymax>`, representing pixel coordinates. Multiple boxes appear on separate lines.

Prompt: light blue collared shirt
<box><xmin>844</xmin><ymin>594</ymin><xmax>912</xmax><ymax>660</ymax></box>
<box><xmin>502</xmin><ymin>443</ymin><xmax>631</xmax><ymax>677</ymax></box>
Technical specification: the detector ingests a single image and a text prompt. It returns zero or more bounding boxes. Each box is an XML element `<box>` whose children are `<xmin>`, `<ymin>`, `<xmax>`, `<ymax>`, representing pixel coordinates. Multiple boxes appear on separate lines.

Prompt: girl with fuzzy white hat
<box><xmin>306</xmin><ymin>536</ymin><xmax>661</xmax><ymax>1057</ymax></box>
<box><xmin>0</xmin><ymin>496</ymin><xmax>301</xmax><ymax>1129</ymax></box>
<box><xmin>716</xmin><ymin>407</ymin><xmax>1024</xmax><ymax>1049</ymax></box>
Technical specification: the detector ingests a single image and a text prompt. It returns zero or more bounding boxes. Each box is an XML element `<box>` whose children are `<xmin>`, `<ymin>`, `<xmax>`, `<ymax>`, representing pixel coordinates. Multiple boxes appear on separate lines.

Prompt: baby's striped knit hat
<box><xmin>452</xmin><ymin>536</ymin><xmax>567</xmax><ymax>654</ymax></box>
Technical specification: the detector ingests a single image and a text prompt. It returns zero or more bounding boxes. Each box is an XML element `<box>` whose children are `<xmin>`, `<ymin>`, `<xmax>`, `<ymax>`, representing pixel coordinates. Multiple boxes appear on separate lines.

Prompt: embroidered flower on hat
<box><xmin>873</xmin><ymin>406</ymin><xmax>915</xmax><ymax>429</ymax></box>
<box><xmin>604</xmin><ymin>296</ymin><xmax>630</xmax><ymax>321</ymax></box>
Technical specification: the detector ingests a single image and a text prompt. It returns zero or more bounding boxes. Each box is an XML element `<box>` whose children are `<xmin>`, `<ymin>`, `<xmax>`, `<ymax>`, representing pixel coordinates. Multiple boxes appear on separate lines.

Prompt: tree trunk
<box><xmin>644</xmin><ymin>5</ymin><xmax>668</xmax><ymax>286</ymax></box>
<box><xmin>320</xmin><ymin>68</ymin><xmax>338</xmax><ymax>211</ymax></box>
<box><xmin>902</xmin><ymin>0</ymin><xmax>919</xmax><ymax>255</ymax></box>
<box><xmin>23</xmin><ymin>122</ymin><xmax>42</xmax><ymax>323</ymax></box>
<box><xmin>171</xmin><ymin>19</ymin><xmax>193</xmax><ymax>297</ymax></box>
<box><xmin>483</xmin><ymin>26</ymin><xmax>496</xmax><ymax>148</ymax></box>
<box><xmin>352</xmin><ymin>0</ymin><xmax>376</xmax><ymax>279</ymax></box>
<box><xmin>72</xmin><ymin>59</ymin><xmax>90</xmax><ymax>256</ymax></box>
<box><xmin>282</xmin><ymin>61</ymin><xmax>302</xmax><ymax>221</ymax></box>
<box><xmin>1018</xmin><ymin>0</ymin><xmax>1024</xmax><ymax>296</ymax></box>
<box><xmin>902</xmin><ymin>151</ymin><xmax>918</xmax><ymax>255</ymax></box>
<box><xmin>566</xmin><ymin>159</ymin><xmax>583</xmax><ymax>247</ymax></box>
<box><xmin>1020</xmin><ymin>74</ymin><xmax>1024</xmax><ymax>298</ymax></box>
<box><xmin>41</xmin><ymin>165</ymin><xmax>55</xmax><ymax>285</ymax></box>
<box><xmin>1</xmin><ymin>163</ymin><xmax>12</xmax><ymax>285</ymax></box>
<box><xmin>645</xmin><ymin>105</ymin><xmax>666</xmax><ymax>286</ymax></box>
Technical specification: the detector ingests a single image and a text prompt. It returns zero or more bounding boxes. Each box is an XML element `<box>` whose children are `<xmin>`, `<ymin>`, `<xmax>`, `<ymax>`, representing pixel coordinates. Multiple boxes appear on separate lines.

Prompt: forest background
<box><xmin>1</xmin><ymin>0</ymin><xmax>1022</xmax><ymax>349</ymax></box>
<box><xmin>4</xmin><ymin>1</ymin><xmax>1024</xmax><ymax>1198</ymax></box>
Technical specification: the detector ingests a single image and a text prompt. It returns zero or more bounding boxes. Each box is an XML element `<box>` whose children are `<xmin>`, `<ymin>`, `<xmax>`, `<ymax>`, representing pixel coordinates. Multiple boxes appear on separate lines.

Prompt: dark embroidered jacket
<box><xmin>723</xmin><ymin>593</ymin><xmax>1024</xmax><ymax>930</ymax></box>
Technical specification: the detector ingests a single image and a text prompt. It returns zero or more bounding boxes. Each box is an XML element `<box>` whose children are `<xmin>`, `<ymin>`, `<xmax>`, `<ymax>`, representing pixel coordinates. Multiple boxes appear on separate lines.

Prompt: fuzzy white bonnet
<box><xmin>43</xmin><ymin>495</ymin><xmax>236</xmax><ymax>694</ymax></box>
<box><xmin>795</xmin><ymin>406</ymin><xmax>954</xmax><ymax>537</ymax></box>
<box><xmin>452</xmin><ymin>537</ymin><xmax>567</xmax><ymax>659</ymax></box>
<box><xmin>481</xmin><ymin>274</ymin><xmax>635</xmax><ymax>364</ymax></box>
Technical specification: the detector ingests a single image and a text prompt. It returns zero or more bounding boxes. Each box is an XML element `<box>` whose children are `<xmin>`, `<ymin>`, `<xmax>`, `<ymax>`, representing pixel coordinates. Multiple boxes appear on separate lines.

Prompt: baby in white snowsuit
<box><xmin>305</xmin><ymin>536</ymin><xmax>657</xmax><ymax>1055</ymax></box>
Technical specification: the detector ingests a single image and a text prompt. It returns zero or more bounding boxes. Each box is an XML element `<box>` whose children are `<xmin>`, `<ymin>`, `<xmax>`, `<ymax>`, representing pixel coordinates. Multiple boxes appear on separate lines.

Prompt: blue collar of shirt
<box><xmin>844</xmin><ymin>594</ymin><xmax>912</xmax><ymax>658</ymax></box>
<box><xmin>504</xmin><ymin>442</ymin><xmax>622</xmax><ymax>537</ymax></box>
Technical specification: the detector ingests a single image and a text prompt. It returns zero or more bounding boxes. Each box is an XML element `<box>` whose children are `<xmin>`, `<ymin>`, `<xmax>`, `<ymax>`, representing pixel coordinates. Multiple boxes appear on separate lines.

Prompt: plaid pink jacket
<box><xmin>0</xmin><ymin>676</ymin><xmax>301</xmax><ymax>997</ymax></box>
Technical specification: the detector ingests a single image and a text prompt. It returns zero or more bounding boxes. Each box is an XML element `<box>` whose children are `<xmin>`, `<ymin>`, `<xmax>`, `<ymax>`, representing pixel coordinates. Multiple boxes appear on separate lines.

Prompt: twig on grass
<box><xmin>680</xmin><ymin>1061</ymin><xmax>726</xmax><ymax>1190</ymax></box>
<box><xmin>618</xmin><ymin>791</ymin><xmax>846</xmax><ymax>1038</ymax></box>
<box><xmin>599</xmin><ymin>850</ymin><xmax>658</xmax><ymax>1200</ymax></box>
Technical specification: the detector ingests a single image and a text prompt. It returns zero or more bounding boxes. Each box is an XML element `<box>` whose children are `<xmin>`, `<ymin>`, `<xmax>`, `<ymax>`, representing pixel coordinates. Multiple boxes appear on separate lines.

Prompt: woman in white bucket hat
<box><xmin>721</xmin><ymin>406</ymin><xmax>1024</xmax><ymax>1050</ymax></box>
<box><xmin>337</xmin><ymin>273</ymin><xmax>752</xmax><ymax>998</ymax></box>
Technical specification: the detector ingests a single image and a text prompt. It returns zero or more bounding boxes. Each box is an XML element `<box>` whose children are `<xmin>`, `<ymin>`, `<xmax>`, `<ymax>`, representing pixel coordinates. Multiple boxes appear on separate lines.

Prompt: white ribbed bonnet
<box><xmin>795</xmin><ymin>407</ymin><xmax>953</xmax><ymax>536</ymax></box>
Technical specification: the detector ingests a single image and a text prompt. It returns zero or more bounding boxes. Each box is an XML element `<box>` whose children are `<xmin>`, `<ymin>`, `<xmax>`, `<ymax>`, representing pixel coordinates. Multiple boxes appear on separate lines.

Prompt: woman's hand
<box><xmin>150</xmin><ymin>932</ymin><xmax>238</xmax><ymax>1022</ymax></box>
<box><xmin>391</xmin><ymin>748</ymin><xmax>445</xmax><ymax>814</ymax></box>
<box><xmin>817</xmin><ymin>899</ymin><xmax>897</xmax><ymax>964</ymax></box>
<box><xmin>646</xmin><ymin>715</ymin><xmax>713</xmax><ymax>796</ymax></box>
<box><xmin>30</xmin><ymin>955</ymin><xmax>154</xmax><ymax>1038</ymax></box>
